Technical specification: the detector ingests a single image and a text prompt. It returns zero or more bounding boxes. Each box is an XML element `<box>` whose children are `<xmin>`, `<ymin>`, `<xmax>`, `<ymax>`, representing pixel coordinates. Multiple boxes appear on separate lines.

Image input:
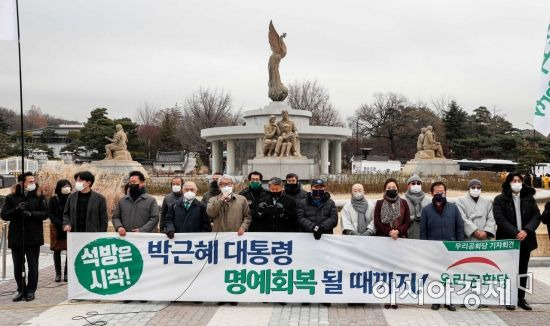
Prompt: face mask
<box><xmin>270</xmin><ymin>191</ymin><xmax>282</xmax><ymax>198</ymax></box>
<box><xmin>183</xmin><ymin>191</ymin><xmax>196</xmax><ymax>201</ymax></box>
<box><xmin>210</xmin><ymin>180</ymin><xmax>219</xmax><ymax>189</ymax></box>
<box><xmin>75</xmin><ymin>182</ymin><xmax>85</xmax><ymax>192</ymax></box>
<box><xmin>61</xmin><ymin>186</ymin><xmax>72</xmax><ymax>195</ymax></box>
<box><xmin>312</xmin><ymin>189</ymin><xmax>325</xmax><ymax>198</ymax></box>
<box><xmin>25</xmin><ymin>183</ymin><xmax>36</xmax><ymax>192</ymax></box>
<box><xmin>221</xmin><ymin>186</ymin><xmax>233</xmax><ymax>195</ymax></box>
<box><xmin>386</xmin><ymin>189</ymin><xmax>398</xmax><ymax>198</ymax></box>
<box><xmin>129</xmin><ymin>184</ymin><xmax>143</xmax><ymax>197</ymax></box>
<box><xmin>469</xmin><ymin>188</ymin><xmax>481</xmax><ymax>198</ymax></box>
<box><xmin>250</xmin><ymin>181</ymin><xmax>261</xmax><ymax>189</ymax></box>
<box><xmin>510</xmin><ymin>182</ymin><xmax>523</xmax><ymax>193</ymax></box>
<box><xmin>433</xmin><ymin>193</ymin><xmax>446</xmax><ymax>204</ymax></box>
<box><xmin>172</xmin><ymin>185</ymin><xmax>182</xmax><ymax>193</ymax></box>
<box><xmin>352</xmin><ymin>192</ymin><xmax>364</xmax><ymax>200</ymax></box>
<box><xmin>410</xmin><ymin>185</ymin><xmax>422</xmax><ymax>194</ymax></box>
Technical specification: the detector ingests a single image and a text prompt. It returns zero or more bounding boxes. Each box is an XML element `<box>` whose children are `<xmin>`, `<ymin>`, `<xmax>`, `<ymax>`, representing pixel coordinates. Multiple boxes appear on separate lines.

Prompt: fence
<box><xmin>0</xmin><ymin>157</ymin><xmax>39</xmax><ymax>174</ymax></box>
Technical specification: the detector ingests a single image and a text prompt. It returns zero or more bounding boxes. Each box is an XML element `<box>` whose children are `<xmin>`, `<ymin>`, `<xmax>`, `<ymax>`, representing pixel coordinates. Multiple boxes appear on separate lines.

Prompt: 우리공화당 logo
<box><xmin>75</xmin><ymin>237</ymin><xmax>143</xmax><ymax>295</ymax></box>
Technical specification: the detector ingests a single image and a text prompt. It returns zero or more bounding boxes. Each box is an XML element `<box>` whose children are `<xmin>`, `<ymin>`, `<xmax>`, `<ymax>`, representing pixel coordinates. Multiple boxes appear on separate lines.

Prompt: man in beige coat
<box><xmin>207</xmin><ymin>174</ymin><xmax>251</xmax><ymax>235</ymax></box>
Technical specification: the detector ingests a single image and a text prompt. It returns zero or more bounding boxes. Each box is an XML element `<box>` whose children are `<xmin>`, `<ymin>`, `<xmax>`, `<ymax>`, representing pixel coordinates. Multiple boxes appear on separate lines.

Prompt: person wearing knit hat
<box><xmin>404</xmin><ymin>174</ymin><xmax>431</xmax><ymax>239</ymax></box>
<box><xmin>456</xmin><ymin>179</ymin><xmax>496</xmax><ymax>242</ymax></box>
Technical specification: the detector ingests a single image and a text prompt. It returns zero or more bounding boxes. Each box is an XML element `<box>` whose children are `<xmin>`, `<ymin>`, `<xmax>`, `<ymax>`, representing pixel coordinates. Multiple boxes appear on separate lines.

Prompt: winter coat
<box><xmin>404</xmin><ymin>195</ymin><xmax>432</xmax><ymax>239</ymax></box>
<box><xmin>207</xmin><ymin>193</ymin><xmax>252</xmax><ymax>232</ymax></box>
<box><xmin>164</xmin><ymin>198</ymin><xmax>211</xmax><ymax>233</ymax></box>
<box><xmin>63</xmin><ymin>190</ymin><xmax>108</xmax><ymax>232</ymax></box>
<box><xmin>239</xmin><ymin>187</ymin><xmax>271</xmax><ymax>225</ymax></box>
<box><xmin>340</xmin><ymin>199</ymin><xmax>376</xmax><ymax>235</ymax></box>
<box><xmin>420</xmin><ymin>202</ymin><xmax>464</xmax><ymax>241</ymax></box>
<box><xmin>456</xmin><ymin>195</ymin><xmax>496</xmax><ymax>241</ymax></box>
<box><xmin>297</xmin><ymin>192</ymin><xmax>338</xmax><ymax>234</ymax></box>
<box><xmin>160</xmin><ymin>192</ymin><xmax>183</xmax><ymax>232</ymax></box>
<box><xmin>249</xmin><ymin>193</ymin><xmax>299</xmax><ymax>232</ymax></box>
<box><xmin>493</xmin><ymin>185</ymin><xmax>540</xmax><ymax>252</ymax></box>
<box><xmin>112</xmin><ymin>193</ymin><xmax>159</xmax><ymax>233</ymax></box>
<box><xmin>1</xmin><ymin>185</ymin><xmax>47</xmax><ymax>248</ymax></box>
<box><xmin>373</xmin><ymin>198</ymin><xmax>411</xmax><ymax>238</ymax></box>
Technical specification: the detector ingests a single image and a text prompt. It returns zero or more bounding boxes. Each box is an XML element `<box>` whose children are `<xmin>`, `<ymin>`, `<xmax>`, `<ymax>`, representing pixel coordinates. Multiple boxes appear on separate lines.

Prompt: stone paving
<box><xmin>1</xmin><ymin>251</ymin><xmax>550</xmax><ymax>325</ymax></box>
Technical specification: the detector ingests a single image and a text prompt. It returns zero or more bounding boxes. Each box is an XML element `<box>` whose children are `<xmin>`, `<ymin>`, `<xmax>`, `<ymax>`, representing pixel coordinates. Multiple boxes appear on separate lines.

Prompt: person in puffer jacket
<box><xmin>297</xmin><ymin>178</ymin><xmax>338</xmax><ymax>240</ymax></box>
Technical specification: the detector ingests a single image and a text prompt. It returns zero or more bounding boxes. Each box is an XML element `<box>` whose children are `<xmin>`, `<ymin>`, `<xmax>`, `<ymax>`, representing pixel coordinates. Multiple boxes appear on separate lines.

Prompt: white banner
<box><xmin>68</xmin><ymin>232</ymin><xmax>519</xmax><ymax>306</ymax></box>
<box><xmin>534</xmin><ymin>23</ymin><xmax>550</xmax><ymax>136</ymax></box>
<box><xmin>0</xmin><ymin>0</ymin><xmax>17</xmax><ymax>41</ymax></box>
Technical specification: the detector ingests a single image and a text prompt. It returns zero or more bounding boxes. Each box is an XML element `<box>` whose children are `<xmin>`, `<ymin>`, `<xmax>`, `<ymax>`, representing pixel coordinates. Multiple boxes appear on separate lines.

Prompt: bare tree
<box><xmin>430</xmin><ymin>94</ymin><xmax>455</xmax><ymax>118</ymax></box>
<box><xmin>353</xmin><ymin>92</ymin><xmax>409</xmax><ymax>159</ymax></box>
<box><xmin>135</xmin><ymin>103</ymin><xmax>161</xmax><ymax>159</ymax></box>
<box><xmin>287</xmin><ymin>80</ymin><xmax>343</xmax><ymax>126</ymax></box>
<box><xmin>180</xmin><ymin>88</ymin><xmax>239</xmax><ymax>166</ymax></box>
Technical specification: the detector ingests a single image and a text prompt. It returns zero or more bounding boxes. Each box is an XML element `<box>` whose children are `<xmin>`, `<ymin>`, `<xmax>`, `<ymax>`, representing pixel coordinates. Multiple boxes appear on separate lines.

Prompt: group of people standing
<box><xmin>1</xmin><ymin>169</ymin><xmax>548</xmax><ymax>311</ymax></box>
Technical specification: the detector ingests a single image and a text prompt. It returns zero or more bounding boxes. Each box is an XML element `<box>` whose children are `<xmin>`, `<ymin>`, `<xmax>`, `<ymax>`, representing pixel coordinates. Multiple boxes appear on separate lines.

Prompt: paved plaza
<box><xmin>1</xmin><ymin>250</ymin><xmax>550</xmax><ymax>325</ymax></box>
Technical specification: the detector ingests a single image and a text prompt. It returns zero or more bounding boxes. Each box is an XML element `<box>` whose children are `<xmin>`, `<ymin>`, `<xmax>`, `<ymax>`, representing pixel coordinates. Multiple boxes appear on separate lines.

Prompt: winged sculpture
<box><xmin>268</xmin><ymin>20</ymin><xmax>288</xmax><ymax>101</ymax></box>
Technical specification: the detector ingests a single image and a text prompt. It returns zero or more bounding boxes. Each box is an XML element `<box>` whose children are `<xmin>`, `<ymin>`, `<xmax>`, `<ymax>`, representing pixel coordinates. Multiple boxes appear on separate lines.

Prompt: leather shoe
<box><xmin>25</xmin><ymin>293</ymin><xmax>35</xmax><ymax>301</ymax></box>
<box><xmin>518</xmin><ymin>299</ymin><xmax>532</xmax><ymax>311</ymax></box>
<box><xmin>431</xmin><ymin>304</ymin><xmax>440</xmax><ymax>310</ymax></box>
<box><xmin>55</xmin><ymin>274</ymin><xmax>61</xmax><ymax>282</ymax></box>
<box><xmin>445</xmin><ymin>304</ymin><xmax>456</xmax><ymax>311</ymax></box>
<box><xmin>12</xmin><ymin>292</ymin><xmax>25</xmax><ymax>302</ymax></box>
<box><xmin>505</xmin><ymin>305</ymin><xmax>516</xmax><ymax>310</ymax></box>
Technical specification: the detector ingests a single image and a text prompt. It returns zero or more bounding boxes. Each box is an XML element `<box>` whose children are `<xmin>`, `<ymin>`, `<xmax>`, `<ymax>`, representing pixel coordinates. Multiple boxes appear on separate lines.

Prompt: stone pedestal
<box><xmin>244</xmin><ymin>157</ymin><xmax>316</xmax><ymax>180</ymax></box>
<box><xmin>90</xmin><ymin>160</ymin><xmax>150</xmax><ymax>179</ymax></box>
<box><xmin>402</xmin><ymin>159</ymin><xmax>459</xmax><ymax>176</ymax></box>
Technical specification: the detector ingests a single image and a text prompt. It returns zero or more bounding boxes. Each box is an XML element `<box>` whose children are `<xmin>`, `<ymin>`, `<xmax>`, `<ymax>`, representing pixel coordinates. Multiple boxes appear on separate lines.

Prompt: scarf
<box><xmin>351</xmin><ymin>196</ymin><xmax>369</xmax><ymax>234</ymax></box>
<box><xmin>405</xmin><ymin>190</ymin><xmax>425</xmax><ymax>221</ymax></box>
<box><xmin>380</xmin><ymin>196</ymin><xmax>401</xmax><ymax>226</ymax></box>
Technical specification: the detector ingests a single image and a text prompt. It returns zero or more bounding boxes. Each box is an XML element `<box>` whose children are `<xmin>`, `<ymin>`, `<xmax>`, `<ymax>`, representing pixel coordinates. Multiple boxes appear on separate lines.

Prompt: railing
<box><xmin>0</xmin><ymin>157</ymin><xmax>39</xmax><ymax>174</ymax></box>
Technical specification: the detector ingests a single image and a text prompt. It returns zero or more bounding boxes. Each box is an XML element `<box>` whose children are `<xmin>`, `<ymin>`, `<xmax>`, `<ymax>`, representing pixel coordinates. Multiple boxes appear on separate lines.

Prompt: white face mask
<box><xmin>469</xmin><ymin>188</ymin><xmax>481</xmax><ymax>198</ymax></box>
<box><xmin>61</xmin><ymin>186</ymin><xmax>72</xmax><ymax>195</ymax></box>
<box><xmin>410</xmin><ymin>184</ymin><xmax>422</xmax><ymax>194</ymax></box>
<box><xmin>352</xmin><ymin>191</ymin><xmax>364</xmax><ymax>200</ymax></box>
<box><xmin>510</xmin><ymin>182</ymin><xmax>522</xmax><ymax>193</ymax></box>
<box><xmin>25</xmin><ymin>183</ymin><xmax>36</xmax><ymax>192</ymax></box>
<box><xmin>172</xmin><ymin>185</ymin><xmax>182</xmax><ymax>193</ymax></box>
<box><xmin>183</xmin><ymin>191</ymin><xmax>196</xmax><ymax>201</ymax></box>
<box><xmin>221</xmin><ymin>186</ymin><xmax>233</xmax><ymax>195</ymax></box>
<box><xmin>75</xmin><ymin>182</ymin><xmax>85</xmax><ymax>192</ymax></box>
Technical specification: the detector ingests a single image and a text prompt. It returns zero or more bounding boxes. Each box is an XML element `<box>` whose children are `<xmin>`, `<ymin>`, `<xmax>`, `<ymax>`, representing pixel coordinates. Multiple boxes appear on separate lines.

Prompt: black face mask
<box><xmin>210</xmin><ymin>180</ymin><xmax>219</xmax><ymax>189</ymax></box>
<box><xmin>129</xmin><ymin>184</ymin><xmax>144</xmax><ymax>198</ymax></box>
<box><xmin>386</xmin><ymin>189</ymin><xmax>398</xmax><ymax>198</ymax></box>
<box><xmin>270</xmin><ymin>191</ymin><xmax>282</xmax><ymax>198</ymax></box>
<box><xmin>432</xmin><ymin>193</ymin><xmax>447</xmax><ymax>205</ymax></box>
<box><xmin>285</xmin><ymin>183</ymin><xmax>300</xmax><ymax>193</ymax></box>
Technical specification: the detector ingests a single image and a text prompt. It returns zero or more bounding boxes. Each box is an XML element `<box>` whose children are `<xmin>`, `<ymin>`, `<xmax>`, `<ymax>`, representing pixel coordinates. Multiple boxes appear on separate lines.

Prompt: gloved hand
<box><xmin>166</xmin><ymin>231</ymin><xmax>175</xmax><ymax>239</ymax></box>
<box><xmin>257</xmin><ymin>202</ymin><xmax>268</xmax><ymax>216</ymax></box>
<box><xmin>16</xmin><ymin>202</ymin><xmax>27</xmax><ymax>211</ymax></box>
<box><xmin>313</xmin><ymin>225</ymin><xmax>324</xmax><ymax>240</ymax></box>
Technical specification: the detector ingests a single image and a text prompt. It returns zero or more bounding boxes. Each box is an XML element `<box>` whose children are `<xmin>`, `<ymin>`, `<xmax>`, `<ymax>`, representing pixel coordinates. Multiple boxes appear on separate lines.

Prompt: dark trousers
<box><xmin>518</xmin><ymin>244</ymin><xmax>531</xmax><ymax>300</ymax></box>
<box><xmin>11</xmin><ymin>246</ymin><xmax>40</xmax><ymax>294</ymax></box>
<box><xmin>53</xmin><ymin>250</ymin><xmax>67</xmax><ymax>276</ymax></box>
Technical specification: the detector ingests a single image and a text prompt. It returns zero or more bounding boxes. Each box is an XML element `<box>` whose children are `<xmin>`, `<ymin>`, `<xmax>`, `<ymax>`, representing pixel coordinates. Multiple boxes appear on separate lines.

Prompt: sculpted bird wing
<box><xmin>268</xmin><ymin>20</ymin><xmax>282</xmax><ymax>54</ymax></box>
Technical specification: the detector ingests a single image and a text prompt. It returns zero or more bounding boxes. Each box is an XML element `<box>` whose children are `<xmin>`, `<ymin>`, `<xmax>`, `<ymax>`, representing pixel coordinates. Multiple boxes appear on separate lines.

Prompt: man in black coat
<box><xmin>239</xmin><ymin>171</ymin><xmax>270</xmax><ymax>229</ymax></box>
<box><xmin>251</xmin><ymin>177</ymin><xmax>298</xmax><ymax>232</ymax></box>
<box><xmin>284</xmin><ymin>173</ymin><xmax>307</xmax><ymax>203</ymax></box>
<box><xmin>164</xmin><ymin>181</ymin><xmax>211</xmax><ymax>237</ymax></box>
<box><xmin>493</xmin><ymin>172</ymin><xmax>541</xmax><ymax>311</ymax></box>
<box><xmin>297</xmin><ymin>178</ymin><xmax>338</xmax><ymax>240</ymax></box>
<box><xmin>63</xmin><ymin>171</ymin><xmax>108</xmax><ymax>233</ymax></box>
<box><xmin>1</xmin><ymin>172</ymin><xmax>47</xmax><ymax>302</ymax></box>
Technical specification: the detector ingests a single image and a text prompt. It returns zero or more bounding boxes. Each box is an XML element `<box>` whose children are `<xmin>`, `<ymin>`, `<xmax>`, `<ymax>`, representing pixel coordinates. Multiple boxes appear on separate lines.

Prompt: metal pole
<box><xmin>1</xmin><ymin>222</ymin><xmax>9</xmax><ymax>280</ymax></box>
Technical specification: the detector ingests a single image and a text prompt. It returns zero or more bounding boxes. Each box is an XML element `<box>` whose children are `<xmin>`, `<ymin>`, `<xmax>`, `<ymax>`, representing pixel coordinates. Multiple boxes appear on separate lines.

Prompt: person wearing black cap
<box><xmin>1</xmin><ymin>172</ymin><xmax>47</xmax><ymax>302</ymax></box>
<box><xmin>240</xmin><ymin>171</ymin><xmax>270</xmax><ymax>231</ymax></box>
<box><xmin>493</xmin><ymin>172</ymin><xmax>541</xmax><ymax>311</ymax></box>
<box><xmin>297</xmin><ymin>178</ymin><xmax>338</xmax><ymax>240</ymax></box>
<box><xmin>456</xmin><ymin>179</ymin><xmax>495</xmax><ymax>241</ymax></box>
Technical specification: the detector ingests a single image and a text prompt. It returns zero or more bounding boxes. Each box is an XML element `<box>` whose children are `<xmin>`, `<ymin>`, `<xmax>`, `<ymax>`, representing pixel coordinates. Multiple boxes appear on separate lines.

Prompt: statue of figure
<box><xmin>417</xmin><ymin>127</ymin><xmax>427</xmax><ymax>152</ymax></box>
<box><xmin>104</xmin><ymin>124</ymin><xmax>132</xmax><ymax>160</ymax></box>
<box><xmin>277</xmin><ymin>123</ymin><xmax>296</xmax><ymax>157</ymax></box>
<box><xmin>275</xmin><ymin>110</ymin><xmax>301</xmax><ymax>156</ymax></box>
<box><xmin>422</xmin><ymin>126</ymin><xmax>445</xmax><ymax>158</ymax></box>
<box><xmin>268</xmin><ymin>20</ymin><xmax>288</xmax><ymax>101</ymax></box>
<box><xmin>263</xmin><ymin>115</ymin><xmax>280</xmax><ymax>156</ymax></box>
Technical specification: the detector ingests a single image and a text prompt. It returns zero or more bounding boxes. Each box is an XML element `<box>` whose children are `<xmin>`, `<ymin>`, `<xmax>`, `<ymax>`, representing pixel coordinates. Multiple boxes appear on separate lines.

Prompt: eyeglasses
<box><xmin>218</xmin><ymin>182</ymin><xmax>233</xmax><ymax>187</ymax></box>
<box><xmin>470</xmin><ymin>186</ymin><xmax>482</xmax><ymax>190</ymax></box>
<box><xmin>410</xmin><ymin>182</ymin><xmax>422</xmax><ymax>186</ymax></box>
